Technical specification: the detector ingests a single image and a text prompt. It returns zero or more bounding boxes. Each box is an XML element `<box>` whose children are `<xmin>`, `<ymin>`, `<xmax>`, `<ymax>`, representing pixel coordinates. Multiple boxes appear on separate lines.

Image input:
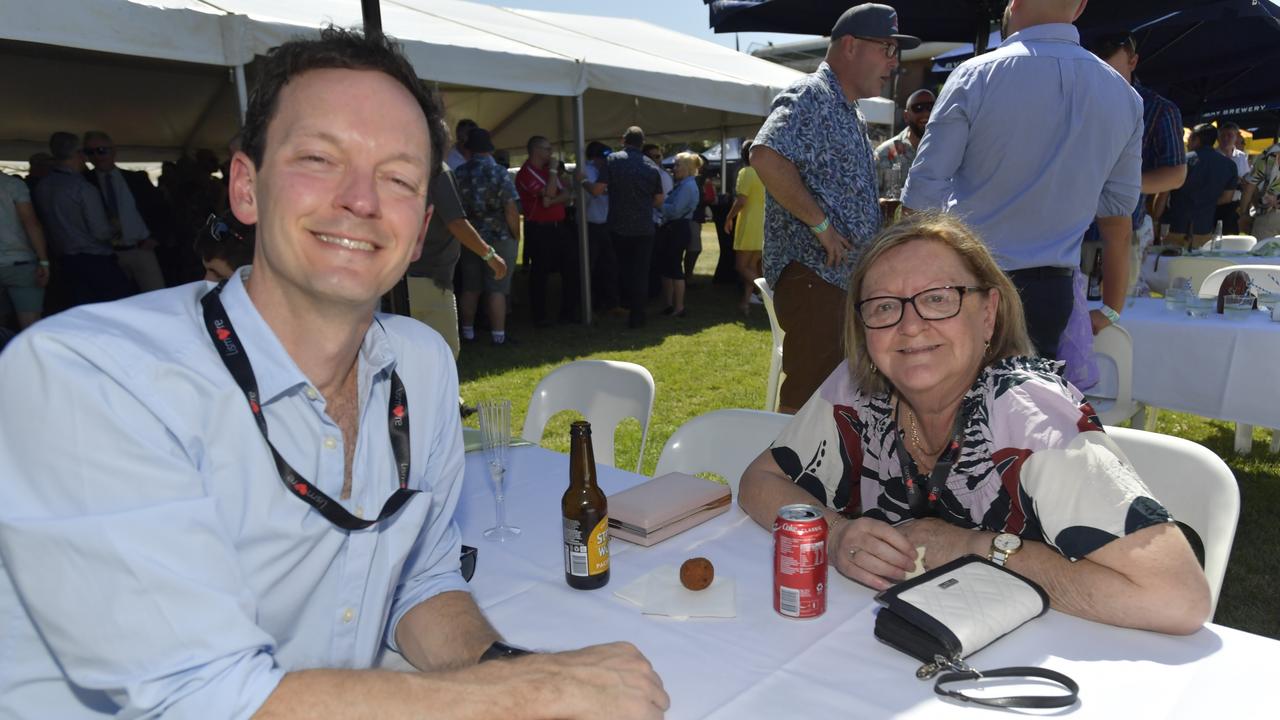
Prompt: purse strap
<box><xmin>933</xmin><ymin>665</ymin><xmax>1079</xmax><ymax>709</ymax></box>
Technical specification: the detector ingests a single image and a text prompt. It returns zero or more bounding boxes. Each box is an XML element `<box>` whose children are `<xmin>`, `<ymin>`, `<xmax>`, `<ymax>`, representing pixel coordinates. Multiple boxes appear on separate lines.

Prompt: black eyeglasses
<box><xmin>855</xmin><ymin>36</ymin><xmax>898</xmax><ymax>58</ymax></box>
<box><xmin>84</xmin><ymin>146</ymin><xmax>113</xmax><ymax>156</ymax></box>
<box><xmin>908</xmin><ymin>102</ymin><xmax>934</xmax><ymax>114</ymax></box>
<box><xmin>856</xmin><ymin>285</ymin><xmax>987</xmax><ymax>329</ymax></box>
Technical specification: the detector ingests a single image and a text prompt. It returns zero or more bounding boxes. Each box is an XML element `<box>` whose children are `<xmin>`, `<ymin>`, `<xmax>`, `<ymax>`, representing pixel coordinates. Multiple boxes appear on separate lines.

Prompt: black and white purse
<box><xmin>874</xmin><ymin>555</ymin><xmax>1079</xmax><ymax>709</ymax></box>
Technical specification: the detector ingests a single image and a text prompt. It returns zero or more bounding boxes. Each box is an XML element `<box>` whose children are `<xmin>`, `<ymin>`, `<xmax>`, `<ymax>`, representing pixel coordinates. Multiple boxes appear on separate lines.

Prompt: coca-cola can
<box><xmin>773</xmin><ymin>504</ymin><xmax>828</xmax><ymax>618</ymax></box>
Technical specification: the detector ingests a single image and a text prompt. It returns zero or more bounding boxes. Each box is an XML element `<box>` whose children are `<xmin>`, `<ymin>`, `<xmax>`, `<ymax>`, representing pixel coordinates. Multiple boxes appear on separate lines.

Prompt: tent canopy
<box><xmin>0</xmin><ymin>0</ymin><xmax>812</xmax><ymax>161</ymax></box>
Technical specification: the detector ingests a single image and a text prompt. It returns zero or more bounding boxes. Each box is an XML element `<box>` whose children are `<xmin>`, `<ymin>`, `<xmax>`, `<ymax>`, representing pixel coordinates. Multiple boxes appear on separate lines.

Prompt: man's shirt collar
<box><xmin>1003</xmin><ymin>23</ymin><xmax>1080</xmax><ymax>46</ymax></box>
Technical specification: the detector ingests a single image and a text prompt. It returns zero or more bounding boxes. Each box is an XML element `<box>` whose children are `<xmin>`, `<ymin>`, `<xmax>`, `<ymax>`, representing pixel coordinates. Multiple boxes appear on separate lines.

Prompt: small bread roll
<box><xmin>679</xmin><ymin>557</ymin><xmax>715</xmax><ymax>591</ymax></box>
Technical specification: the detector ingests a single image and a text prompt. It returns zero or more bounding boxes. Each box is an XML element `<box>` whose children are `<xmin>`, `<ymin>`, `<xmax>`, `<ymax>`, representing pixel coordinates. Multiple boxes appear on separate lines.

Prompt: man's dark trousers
<box><xmin>1008</xmin><ymin>266</ymin><xmax>1074</xmax><ymax>360</ymax></box>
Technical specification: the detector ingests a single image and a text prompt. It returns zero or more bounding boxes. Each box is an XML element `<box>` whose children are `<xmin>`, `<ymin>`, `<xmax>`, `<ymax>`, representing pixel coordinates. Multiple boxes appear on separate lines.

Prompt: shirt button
<box><xmin>323</xmin><ymin>436</ymin><xmax>338</xmax><ymax>450</ymax></box>
<box><xmin>305</xmin><ymin>387</ymin><xmax>319</xmax><ymax>400</ymax></box>
<box><xmin>342</xmin><ymin>608</ymin><xmax>355</xmax><ymax>623</ymax></box>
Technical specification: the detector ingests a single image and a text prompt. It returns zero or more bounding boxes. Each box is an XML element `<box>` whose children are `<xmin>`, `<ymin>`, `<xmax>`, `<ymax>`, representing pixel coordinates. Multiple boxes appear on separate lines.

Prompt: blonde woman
<box><xmin>724</xmin><ymin>140</ymin><xmax>765</xmax><ymax>315</ymax></box>
<box><xmin>658</xmin><ymin>151</ymin><xmax>704</xmax><ymax>318</ymax></box>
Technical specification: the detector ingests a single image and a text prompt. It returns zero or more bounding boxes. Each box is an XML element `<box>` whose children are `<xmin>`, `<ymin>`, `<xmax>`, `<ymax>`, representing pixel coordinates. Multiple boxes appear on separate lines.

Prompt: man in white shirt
<box><xmin>81</xmin><ymin>131</ymin><xmax>167</xmax><ymax>292</ymax></box>
<box><xmin>1215</xmin><ymin>122</ymin><xmax>1251</xmax><ymax>234</ymax></box>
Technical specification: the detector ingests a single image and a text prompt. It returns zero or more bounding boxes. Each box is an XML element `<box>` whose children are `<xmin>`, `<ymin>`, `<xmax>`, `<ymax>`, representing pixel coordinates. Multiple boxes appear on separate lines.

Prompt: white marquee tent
<box><xmin>0</xmin><ymin>0</ymin><xmax>894</xmax><ymax>162</ymax></box>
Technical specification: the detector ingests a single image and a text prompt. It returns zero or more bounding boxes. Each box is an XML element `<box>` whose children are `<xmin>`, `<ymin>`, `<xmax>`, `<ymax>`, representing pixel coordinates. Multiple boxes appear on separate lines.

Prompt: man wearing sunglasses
<box><xmin>753</xmin><ymin>3</ymin><xmax>919</xmax><ymax>413</ymax></box>
<box><xmin>903</xmin><ymin>0</ymin><xmax>1142</xmax><ymax>359</ymax></box>
<box><xmin>0</xmin><ymin>28</ymin><xmax>667</xmax><ymax>720</ymax></box>
<box><xmin>81</xmin><ymin>131</ymin><xmax>169</xmax><ymax>293</ymax></box>
<box><xmin>874</xmin><ymin>88</ymin><xmax>934</xmax><ymax>197</ymax></box>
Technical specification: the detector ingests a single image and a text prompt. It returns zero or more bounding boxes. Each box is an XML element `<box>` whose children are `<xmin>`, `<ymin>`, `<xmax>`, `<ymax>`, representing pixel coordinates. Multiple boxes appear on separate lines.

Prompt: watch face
<box><xmin>994</xmin><ymin>533</ymin><xmax>1022</xmax><ymax>553</ymax></box>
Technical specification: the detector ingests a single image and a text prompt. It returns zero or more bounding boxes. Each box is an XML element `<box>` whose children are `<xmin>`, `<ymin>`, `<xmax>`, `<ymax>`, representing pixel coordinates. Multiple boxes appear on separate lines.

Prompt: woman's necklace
<box><xmin>907</xmin><ymin>406</ymin><xmax>947</xmax><ymax>458</ymax></box>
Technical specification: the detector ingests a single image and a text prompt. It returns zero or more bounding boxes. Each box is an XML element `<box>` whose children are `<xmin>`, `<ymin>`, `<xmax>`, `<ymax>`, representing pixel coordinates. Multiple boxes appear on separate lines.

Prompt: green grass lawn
<box><xmin>457</xmin><ymin>228</ymin><xmax>1278</xmax><ymax>639</ymax></box>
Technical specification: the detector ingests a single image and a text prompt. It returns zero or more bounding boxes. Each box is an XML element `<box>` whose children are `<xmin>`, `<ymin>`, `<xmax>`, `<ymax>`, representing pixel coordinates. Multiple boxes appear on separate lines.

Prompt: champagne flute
<box><xmin>479</xmin><ymin>399</ymin><xmax>520</xmax><ymax>541</ymax></box>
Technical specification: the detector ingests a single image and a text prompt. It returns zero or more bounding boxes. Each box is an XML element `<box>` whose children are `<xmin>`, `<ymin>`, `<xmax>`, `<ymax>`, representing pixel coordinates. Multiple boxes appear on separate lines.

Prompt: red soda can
<box><xmin>773</xmin><ymin>504</ymin><xmax>828</xmax><ymax>618</ymax></box>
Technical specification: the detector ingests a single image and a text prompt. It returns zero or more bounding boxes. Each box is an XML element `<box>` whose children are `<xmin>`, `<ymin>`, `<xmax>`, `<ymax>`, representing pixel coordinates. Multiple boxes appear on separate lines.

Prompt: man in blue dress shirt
<box><xmin>903</xmin><ymin>0</ymin><xmax>1142</xmax><ymax>359</ymax></box>
<box><xmin>0</xmin><ymin>28</ymin><xmax>667</xmax><ymax>720</ymax></box>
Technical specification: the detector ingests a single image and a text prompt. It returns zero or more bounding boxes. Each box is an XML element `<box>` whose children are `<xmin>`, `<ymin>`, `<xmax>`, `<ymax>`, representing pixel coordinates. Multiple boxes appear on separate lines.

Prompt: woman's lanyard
<box><xmin>893</xmin><ymin>398</ymin><xmax>966</xmax><ymax>518</ymax></box>
<box><xmin>200</xmin><ymin>281</ymin><xmax>416</xmax><ymax>531</ymax></box>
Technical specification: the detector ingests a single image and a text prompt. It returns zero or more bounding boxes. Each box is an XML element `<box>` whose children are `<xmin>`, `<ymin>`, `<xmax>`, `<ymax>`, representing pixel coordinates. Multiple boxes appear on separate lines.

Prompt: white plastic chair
<box><xmin>521</xmin><ymin>360</ymin><xmax>655</xmax><ymax>472</ymax></box>
<box><xmin>1106</xmin><ymin>426</ymin><xmax>1240</xmax><ymax>615</ymax></box>
<box><xmin>1199</xmin><ymin>264</ymin><xmax>1280</xmax><ymax>296</ymax></box>
<box><xmin>653</xmin><ymin>409</ymin><xmax>792</xmax><ymax>497</ymax></box>
<box><xmin>753</xmin><ymin>277</ymin><xmax>784</xmax><ymax>412</ymax></box>
<box><xmin>1197</xmin><ymin>235</ymin><xmax>1257</xmax><ymax>253</ymax></box>
<box><xmin>1086</xmin><ymin>324</ymin><xmax>1154</xmax><ymax>429</ymax></box>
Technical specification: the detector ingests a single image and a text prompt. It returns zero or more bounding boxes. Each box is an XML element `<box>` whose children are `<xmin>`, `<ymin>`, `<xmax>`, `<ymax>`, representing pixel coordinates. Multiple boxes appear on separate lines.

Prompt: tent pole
<box><xmin>573</xmin><ymin>94</ymin><xmax>592</xmax><ymax>325</ymax></box>
<box><xmin>720</xmin><ymin>124</ymin><xmax>728</xmax><ymax>194</ymax></box>
<box><xmin>234</xmin><ymin>64</ymin><xmax>249</xmax><ymax>127</ymax></box>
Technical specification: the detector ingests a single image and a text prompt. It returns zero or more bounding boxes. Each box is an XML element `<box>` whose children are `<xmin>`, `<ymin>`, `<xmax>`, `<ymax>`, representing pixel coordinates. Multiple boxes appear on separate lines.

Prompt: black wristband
<box><xmin>479</xmin><ymin>641</ymin><xmax>533</xmax><ymax>663</ymax></box>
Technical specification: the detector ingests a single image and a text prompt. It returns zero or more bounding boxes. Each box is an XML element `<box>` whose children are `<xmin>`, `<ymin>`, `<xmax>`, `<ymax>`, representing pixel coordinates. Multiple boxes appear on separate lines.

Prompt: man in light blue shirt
<box><xmin>0</xmin><ymin>28</ymin><xmax>667</xmax><ymax>720</ymax></box>
<box><xmin>902</xmin><ymin>0</ymin><xmax>1142</xmax><ymax>359</ymax></box>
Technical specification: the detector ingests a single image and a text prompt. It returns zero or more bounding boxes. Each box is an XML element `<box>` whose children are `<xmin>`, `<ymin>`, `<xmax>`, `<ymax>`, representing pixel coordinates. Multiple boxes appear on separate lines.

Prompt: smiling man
<box><xmin>751</xmin><ymin>3</ymin><xmax>919</xmax><ymax>413</ymax></box>
<box><xmin>0</xmin><ymin>28</ymin><xmax>667</xmax><ymax>720</ymax></box>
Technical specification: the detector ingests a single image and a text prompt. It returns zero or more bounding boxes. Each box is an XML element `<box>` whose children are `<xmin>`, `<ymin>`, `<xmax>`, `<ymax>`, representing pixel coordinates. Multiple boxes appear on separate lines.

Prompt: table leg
<box><xmin>1270</xmin><ymin>430</ymin><xmax>1280</xmax><ymax>454</ymax></box>
<box><xmin>1234</xmin><ymin>423</ymin><xmax>1253</xmax><ymax>454</ymax></box>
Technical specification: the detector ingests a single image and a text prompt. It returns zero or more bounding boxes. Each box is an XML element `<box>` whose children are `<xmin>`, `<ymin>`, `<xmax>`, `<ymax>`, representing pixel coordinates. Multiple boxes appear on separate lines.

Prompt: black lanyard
<box><xmin>893</xmin><ymin>399</ymin><xmax>966</xmax><ymax>518</ymax></box>
<box><xmin>201</xmin><ymin>281</ymin><xmax>415</xmax><ymax>531</ymax></box>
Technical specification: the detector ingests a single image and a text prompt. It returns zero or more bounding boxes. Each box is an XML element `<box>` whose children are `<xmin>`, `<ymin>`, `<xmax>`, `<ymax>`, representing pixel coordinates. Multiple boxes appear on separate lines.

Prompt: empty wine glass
<box><xmin>479</xmin><ymin>399</ymin><xmax>520</xmax><ymax>541</ymax></box>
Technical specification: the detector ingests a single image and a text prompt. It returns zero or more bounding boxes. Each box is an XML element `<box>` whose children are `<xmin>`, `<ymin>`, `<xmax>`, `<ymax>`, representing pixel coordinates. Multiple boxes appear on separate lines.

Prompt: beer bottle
<box><xmin>563</xmin><ymin>420</ymin><xmax>609</xmax><ymax>589</ymax></box>
<box><xmin>1086</xmin><ymin>251</ymin><xmax>1103</xmax><ymax>302</ymax></box>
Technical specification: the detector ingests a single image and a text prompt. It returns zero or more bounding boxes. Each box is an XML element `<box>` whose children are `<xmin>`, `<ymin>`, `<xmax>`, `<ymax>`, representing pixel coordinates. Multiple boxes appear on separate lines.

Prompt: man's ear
<box><xmin>228</xmin><ymin>151</ymin><xmax>258</xmax><ymax>226</ymax></box>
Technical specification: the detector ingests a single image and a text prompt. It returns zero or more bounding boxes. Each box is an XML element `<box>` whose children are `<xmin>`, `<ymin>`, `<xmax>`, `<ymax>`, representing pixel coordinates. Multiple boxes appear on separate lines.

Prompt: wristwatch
<box><xmin>988</xmin><ymin>532</ymin><xmax>1023</xmax><ymax>567</ymax></box>
<box><xmin>478</xmin><ymin>640</ymin><xmax>533</xmax><ymax>662</ymax></box>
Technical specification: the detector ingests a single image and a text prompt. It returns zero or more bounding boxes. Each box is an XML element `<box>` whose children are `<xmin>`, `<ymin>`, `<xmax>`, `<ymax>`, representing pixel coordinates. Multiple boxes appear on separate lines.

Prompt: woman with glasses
<box><xmin>738</xmin><ymin>212</ymin><xmax>1210</xmax><ymax>634</ymax></box>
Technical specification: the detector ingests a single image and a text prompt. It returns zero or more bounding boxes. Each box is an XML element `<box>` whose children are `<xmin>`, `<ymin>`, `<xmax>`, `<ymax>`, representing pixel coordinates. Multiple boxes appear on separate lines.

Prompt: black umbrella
<box><xmin>706</xmin><ymin>1</ymin><xmax>1211</xmax><ymax>53</ymax></box>
<box><xmin>1113</xmin><ymin>0</ymin><xmax>1280</xmax><ymax>124</ymax></box>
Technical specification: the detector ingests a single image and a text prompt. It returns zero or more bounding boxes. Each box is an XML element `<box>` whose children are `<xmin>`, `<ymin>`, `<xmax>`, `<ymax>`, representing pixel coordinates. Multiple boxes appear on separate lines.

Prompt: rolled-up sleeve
<box><xmin>0</xmin><ymin>332</ymin><xmax>283</xmax><ymax>719</ymax></box>
<box><xmin>1097</xmin><ymin>100</ymin><xmax>1143</xmax><ymax>218</ymax></box>
<box><xmin>901</xmin><ymin>71</ymin><xmax>972</xmax><ymax>211</ymax></box>
<box><xmin>384</xmin><ymin>337</ymin><xmax>470</xmax><ymax>653</ymax></box>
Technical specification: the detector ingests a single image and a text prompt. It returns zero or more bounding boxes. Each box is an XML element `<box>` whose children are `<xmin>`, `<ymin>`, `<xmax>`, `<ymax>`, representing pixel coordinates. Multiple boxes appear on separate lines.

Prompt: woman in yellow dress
<box><xmin>724</xmin><ymin>140</ymin><xmax>766</xmax><ymax>315</ymax></box>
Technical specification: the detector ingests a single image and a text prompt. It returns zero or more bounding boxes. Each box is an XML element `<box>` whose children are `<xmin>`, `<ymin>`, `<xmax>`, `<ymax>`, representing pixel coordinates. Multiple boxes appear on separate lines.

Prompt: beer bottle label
<box><xmin>563</xmin><ymin>516</ymin><xmax>610</xmax><ymax>577</ymax></box>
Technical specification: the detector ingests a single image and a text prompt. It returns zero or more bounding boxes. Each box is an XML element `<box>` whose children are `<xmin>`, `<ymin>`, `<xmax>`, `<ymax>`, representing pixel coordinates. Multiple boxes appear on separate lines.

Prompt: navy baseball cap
<box><xmin>831</xmin><ymin>4</ymin><xmax>921</xmax><ymax>51</ymax></box>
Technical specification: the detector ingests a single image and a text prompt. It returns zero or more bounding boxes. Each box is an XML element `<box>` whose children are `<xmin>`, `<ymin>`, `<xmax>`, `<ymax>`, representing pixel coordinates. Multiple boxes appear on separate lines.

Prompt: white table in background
<box><xmin>1115</xmin><ymin>297</ymin><xmax>1280</xmax><ymax>451</ymax></box>
<box><xmin>453</xmin><ymin>445</ymin><xmax>1276</xmax><ymax>719</ymax></box>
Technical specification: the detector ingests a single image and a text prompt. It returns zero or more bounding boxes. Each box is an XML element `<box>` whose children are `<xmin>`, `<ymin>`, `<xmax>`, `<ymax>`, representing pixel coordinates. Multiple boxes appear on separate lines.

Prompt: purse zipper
<box><xmin>917</xmin><ymin>654</ymin><xmax>975</xmax><ymax>680</ymax></box>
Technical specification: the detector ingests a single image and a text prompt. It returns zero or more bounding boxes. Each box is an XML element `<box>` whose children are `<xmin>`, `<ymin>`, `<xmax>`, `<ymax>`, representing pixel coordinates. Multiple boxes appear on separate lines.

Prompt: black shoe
<box><xmin>459</xmin><ymin>402</ymin><xmax>478</xmax><ymax>419</ymax></box>
<box><xmin>674</xmin><ymin>308</ymin><xmax>688</xmax><ymax>319</ymax></box>
<box><xmin>661</xmin><ymin>306</ymin><xmax>675</xmax><ymax>316</ymax></box>
<box><xmin>533</xmin><ymin>318</ymin><xmax>552</xmax><ymax>329</ymax></box>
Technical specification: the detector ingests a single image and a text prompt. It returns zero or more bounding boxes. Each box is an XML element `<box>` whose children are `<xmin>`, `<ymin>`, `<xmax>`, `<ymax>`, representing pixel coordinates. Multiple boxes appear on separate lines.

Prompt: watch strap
<box><xmin>479</xmin><ymin>640</ymin><xmax>533</xmax><ymax>662</ymax></box>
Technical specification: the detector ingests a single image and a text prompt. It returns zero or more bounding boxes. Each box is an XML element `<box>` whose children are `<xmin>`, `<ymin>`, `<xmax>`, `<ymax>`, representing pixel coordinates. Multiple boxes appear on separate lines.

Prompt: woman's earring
<box><xmin>984</xmin><ymin>338</ymin><xmax>992</xmax><ymax>355</ymax></box>
<box><xmin>870</xmin><ymin>362</ymin><xmax>877</xmax><ymax>374</ymax></box>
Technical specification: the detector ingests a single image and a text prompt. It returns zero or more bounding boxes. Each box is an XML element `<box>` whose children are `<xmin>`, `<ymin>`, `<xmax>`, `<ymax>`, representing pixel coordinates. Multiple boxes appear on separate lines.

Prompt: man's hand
<box><xmin>521</xmin><ymin>643</ymin><xmax>669</xmax><ymax>720</ymax></box>
<box><xmin>828</xmin><ymin>516</ymin><xmax>915</xmax><ymax>591</ymax></box>
<box><xmin>816</xmin><ymin>225</ymin><xmax>852</xmax><ymax>267</ymax></box>
<box><xmin>34</xmin><ymin>264</ymin><xmax>49</xmax><ymax>288</ymax></box>
<box><xmin>1089</xmin><ymin>308</ymin><xmax>1113</xmax><ymax>335</ymax></box>
<box><xmin>487</xmin><ymin>253</ymin><xmax>508</xmax><ymax>281</ymax></box>
<box><xmin>723</xmin><ymin>216</ymin><xmax>735</xmax><ymax>234</ymax></box>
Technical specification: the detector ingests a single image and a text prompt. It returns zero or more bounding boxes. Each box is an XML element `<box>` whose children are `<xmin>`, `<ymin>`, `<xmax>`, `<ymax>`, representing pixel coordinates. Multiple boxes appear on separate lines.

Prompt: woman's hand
<box><xmin>829</xmin><ymin>517</ymin><xmax>917</xmax><ymax>591</ymax></box>
<box><xmin>898</xmin><ymin>517</ymin><xmax>988</xmax><ymax>571</ymax></box>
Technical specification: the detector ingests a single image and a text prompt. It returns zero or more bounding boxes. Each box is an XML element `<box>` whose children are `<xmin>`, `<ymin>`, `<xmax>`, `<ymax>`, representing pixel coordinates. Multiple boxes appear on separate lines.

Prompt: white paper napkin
<box><xmin>614</xmin><ymin>564</ymin><xmax>736</xmax><ymax>619</ymax></box>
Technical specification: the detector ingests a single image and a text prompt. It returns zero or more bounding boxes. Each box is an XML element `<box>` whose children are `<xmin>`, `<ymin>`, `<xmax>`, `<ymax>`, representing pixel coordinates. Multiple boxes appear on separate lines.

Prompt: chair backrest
<box><xmin>653</xmin><ymin>409</ymin><xmax>792</xmax><ymax>496</ymax></box>
<box><xmin>753</xmin><ymin>277</ymin><xmax>784</xmax><ymax>351</ymax></box>
<box><xmin>521</xmin><ymin>360</ymin><xmax>655</xmax><ymax>472</ymax></box>
<box><xmin>1200</xmin><ymin>264</ymin><xmax>1280</xmax><ymax>296</ymax></box>
<box><xmin>1086</xmin><ymin>324</ymin><xmax>1139</xmax><ymax>425</ymax></box>
<box><xmin>1105</xmin><ymin>426</ymin><xmax>1240</xmax><ymax>615</ymax></box>
<box><xmin>1198</xmin><ymin>235</ymin><xmax>1257</xmax><ymax>253</ymax></box>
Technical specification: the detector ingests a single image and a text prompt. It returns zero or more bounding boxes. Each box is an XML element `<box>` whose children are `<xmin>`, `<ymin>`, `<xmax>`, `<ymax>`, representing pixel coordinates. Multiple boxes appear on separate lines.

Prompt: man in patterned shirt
<box><xmin>454</xmin><ymin>129</ymin><xmax>520</xmax><ymax>346</ymax></box>
<box><xmin>1240</xmin><ymin>142</ymin><xmax>1280</xmax><ymax>240</ymax></box>
<box><xmin>753</xmin><ymin>3</ymin><xmax>917</xmax><ymax>412</ymax></box>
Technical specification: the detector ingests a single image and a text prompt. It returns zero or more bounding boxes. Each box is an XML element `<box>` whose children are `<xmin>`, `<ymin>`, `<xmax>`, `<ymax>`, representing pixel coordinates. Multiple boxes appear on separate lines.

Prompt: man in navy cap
<box><xmin>752</xmin><ymin>3</ymin><xmax>919</xmax><ymax>413</ymax></box>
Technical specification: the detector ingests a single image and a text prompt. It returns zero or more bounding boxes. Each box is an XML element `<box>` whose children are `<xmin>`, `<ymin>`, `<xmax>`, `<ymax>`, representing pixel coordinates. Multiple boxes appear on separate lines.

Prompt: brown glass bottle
<box><xmin>562</xmin><ymin>420</ymin><xmax>609</xmax><ymax>589</ymax></box>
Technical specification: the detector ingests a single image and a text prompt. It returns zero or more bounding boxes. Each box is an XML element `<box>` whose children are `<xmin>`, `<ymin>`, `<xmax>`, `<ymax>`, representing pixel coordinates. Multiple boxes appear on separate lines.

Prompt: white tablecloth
<box><xmin>455</xmin><ymin>446</ymin><xmax>1275</xmax><ymax>719</ymax></box>
<box><xmin>1115</xmin><ymin>297</ymin><xmax>1280</xmax><ymax>429</ymax></box>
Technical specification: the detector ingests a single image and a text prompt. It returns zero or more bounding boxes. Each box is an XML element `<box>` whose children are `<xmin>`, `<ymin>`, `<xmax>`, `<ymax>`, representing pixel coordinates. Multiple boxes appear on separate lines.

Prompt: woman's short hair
<box><xmin>843</xmin><ymin>211</ymin><xmax>1032</xmax><ymax>396</ymax></box>
<box><xmin>674</xmin><ymin>151</ymin><xmax>703</xmax><ymax>176</ymax></box>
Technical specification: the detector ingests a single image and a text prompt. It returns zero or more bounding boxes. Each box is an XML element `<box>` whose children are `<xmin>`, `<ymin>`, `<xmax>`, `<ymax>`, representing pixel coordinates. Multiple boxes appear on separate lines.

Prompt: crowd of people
<box><xmin>0</xmin><ymin>130</ymin><xmax>255</xmax><ymax>342</ymax></box>
<box><xmin>0</xmin><ymin>1</ymin><xmax>1261</xmax><ymax>717</ymax></box>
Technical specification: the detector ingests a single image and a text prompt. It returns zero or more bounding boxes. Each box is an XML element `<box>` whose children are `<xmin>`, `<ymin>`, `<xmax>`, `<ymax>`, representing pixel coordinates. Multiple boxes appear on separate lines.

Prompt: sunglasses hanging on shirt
<box><xmin>201</xmin><ymin>281</ymin><xmax>417</xmax><ymax>530</ymax></box>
